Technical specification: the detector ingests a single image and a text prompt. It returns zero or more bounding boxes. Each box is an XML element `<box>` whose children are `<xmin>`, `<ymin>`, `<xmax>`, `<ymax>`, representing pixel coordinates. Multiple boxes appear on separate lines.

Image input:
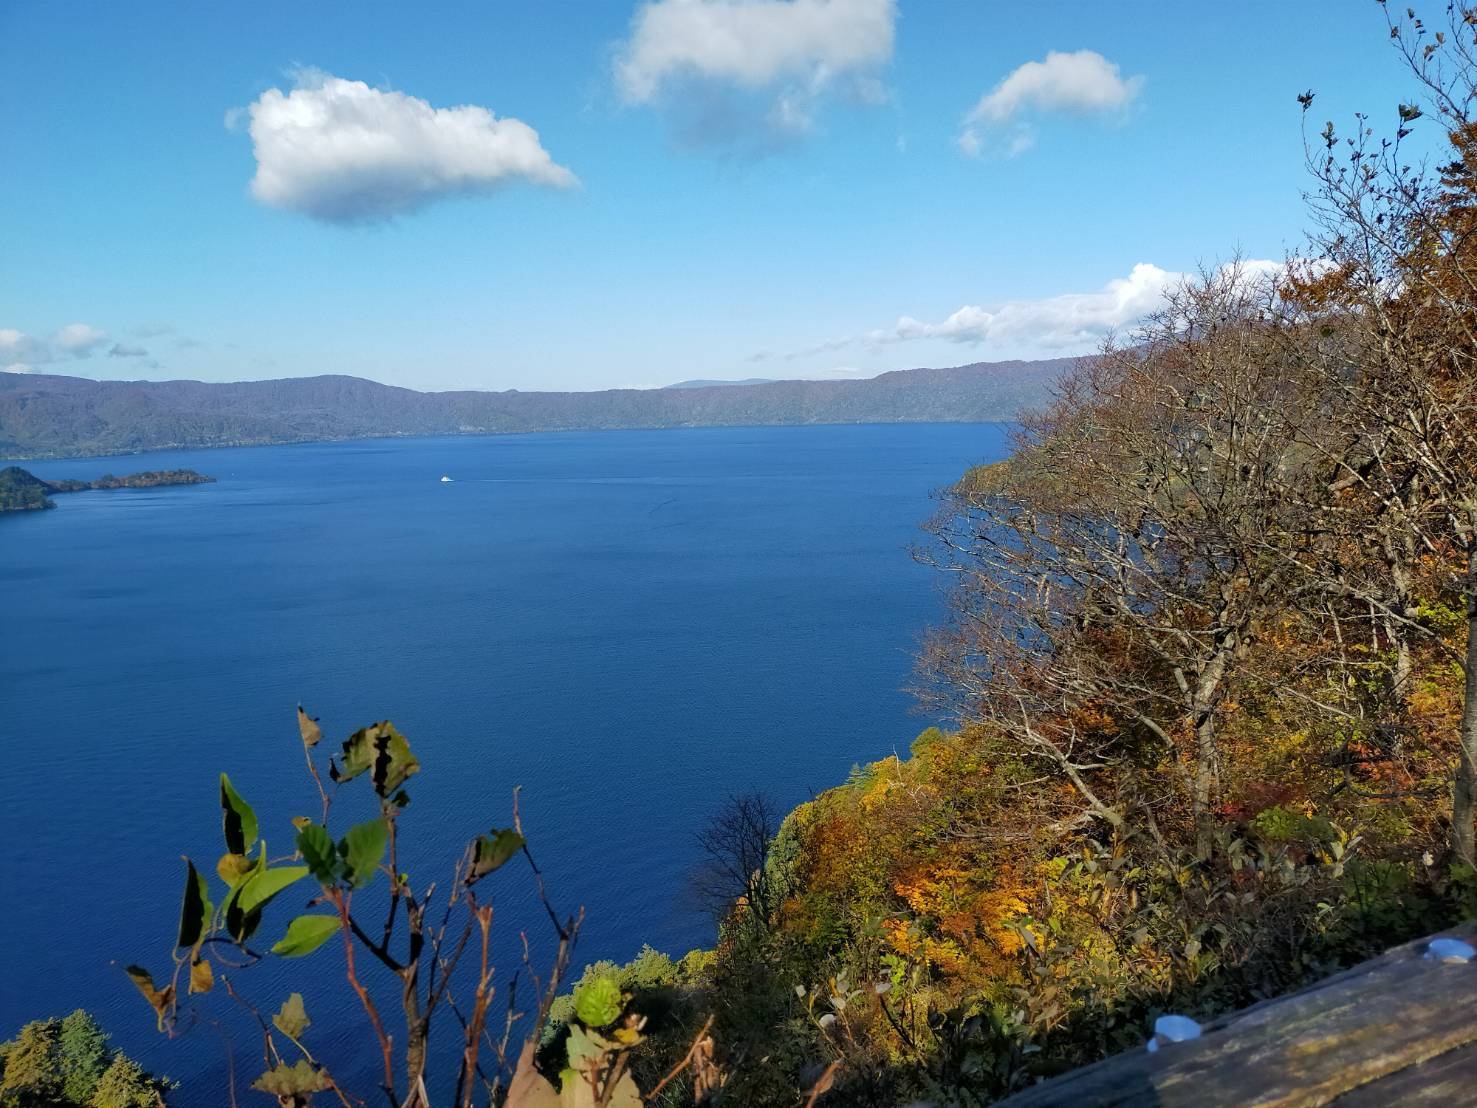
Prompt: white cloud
<box><xmin>236</xmin><ymin>70</ymin><xmax>578</xmax><ymax>223</ymax></box>
<box><xmin>0</xmin><ymin>329</ymin><xmax>45</xmax><ymax>364</ymax></box>
<box><xmin>615</xmin><ymin>0</ymin><xmax>895</xmax><ymax>144</ymax></box>
<box><xmin>54</xmin><ymin>323</ymin><xmax>111</xmax><ymax>357</ymax></box>
<box><xmin>779</xmin><ymin>261</ymin><xmax>1283</xmax><ymax>361</ymax></box>
<box><xmin>3</xmin><ymin>323</ymin><xmax>111</xmax><ymax>364</ymax></box>
<box><xmin>109</xmin><ymin>342</ymin><xmax>149</xmax><ymax>358</ymax></box>
<box><xmin>960</xmin><ymin>49</ymin><xmax>1143</xmax><ymax>157</ymax></box>
<box><xmin>4</xmin><ymin>363</ymin><xmax>37</xmax><ymax>374</ymax></box>
<box><xmin>886</xmin><ymin>264</ymin><xmax>1175</xmax><ymax>349</ymax></box>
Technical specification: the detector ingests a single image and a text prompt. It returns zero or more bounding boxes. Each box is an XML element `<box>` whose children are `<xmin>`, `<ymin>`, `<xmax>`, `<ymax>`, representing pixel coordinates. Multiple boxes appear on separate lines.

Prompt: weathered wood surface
<box><xmin>997</xmin><ymin>922</ymin><xmax>1477</xmax><ymax>1107</ymax></box>
<box><xmin>1334</xmin><ymin>1039</ymin><xmax>1477</xmax><ymax>1106</ymax></box>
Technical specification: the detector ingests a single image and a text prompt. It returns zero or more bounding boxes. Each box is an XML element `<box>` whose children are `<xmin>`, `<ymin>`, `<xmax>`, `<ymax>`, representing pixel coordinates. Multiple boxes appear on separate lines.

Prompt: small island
<box><xmin>0</xmin><ymin>465</ymin><xmax>214</xmax><ymax>513</ymax></box>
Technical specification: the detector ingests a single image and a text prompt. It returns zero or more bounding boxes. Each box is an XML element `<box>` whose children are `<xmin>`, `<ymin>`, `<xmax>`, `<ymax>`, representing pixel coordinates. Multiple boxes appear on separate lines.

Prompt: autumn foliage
<box><xmin>584</xmin><ymin>7</ymin><xmax>1477</xmax><ymax>1104</ymax></box>
<box><xmin>108</xmin><ymin>6</ymin><xmax>1477</xmax><ymax>1106</ymax></box>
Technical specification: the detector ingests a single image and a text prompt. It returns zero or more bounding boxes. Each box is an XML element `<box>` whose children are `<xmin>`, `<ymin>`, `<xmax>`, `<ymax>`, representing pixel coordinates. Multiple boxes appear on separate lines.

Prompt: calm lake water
<box><xmin>0</xmin><ymin>422</ymin><xmax>1009</xmax><ymax>1100</ymax></box>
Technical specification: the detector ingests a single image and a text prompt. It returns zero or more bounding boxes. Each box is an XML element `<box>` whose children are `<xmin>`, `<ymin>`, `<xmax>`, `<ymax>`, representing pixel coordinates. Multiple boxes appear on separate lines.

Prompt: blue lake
<box><xmin>0</xmin><ymin>422</ymin><xmax>1009</xmax><ymax>1100</ymax></box>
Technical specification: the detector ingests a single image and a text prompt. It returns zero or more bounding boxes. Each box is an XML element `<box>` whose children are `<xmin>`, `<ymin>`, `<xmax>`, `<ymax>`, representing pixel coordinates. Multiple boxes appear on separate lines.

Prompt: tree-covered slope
<box><xmin>0</xmin><ymin>465</ymin><xmax>56</xmax><ymax>510</ymax></box>
<box><xmin>0</xmin><ymin>357</ymin><xmax>1069</xmax><ymax>459</ymax></box>
<box><xmin>0</xmin><ymin>465</ymin><xmax>214</xmax><ymax>512</ymax></box>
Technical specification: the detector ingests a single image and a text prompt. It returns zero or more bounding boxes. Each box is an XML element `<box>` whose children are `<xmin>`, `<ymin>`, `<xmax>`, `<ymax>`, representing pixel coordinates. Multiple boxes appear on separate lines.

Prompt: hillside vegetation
<box><xmin>0</xmin><ymin>466</ymin><xmax>55</xmax><ymax>511</ymax></box>
<box><xmin>70</xmin><ymin>6</ymin><xmax>1477</xmax><ymax>1106</ymax></box>
<box><xmin>533</xmin><ymin>10</ymin><xmax>1477</xmax><ymax>1104</ymax></box>
<box><xmin>0</xmin><ymin>1010</ymin><xmax>168</xmax><ymax>1107</ymax></box>
<box><xmin>0</xmin><ymin>359</ymin><xmax>1067</xmax><ymax>460</ymax></box>
<box><xmin>0</xmin><ymin>466</ymin><xmax>213</xmax><ymax>513</ymax></box>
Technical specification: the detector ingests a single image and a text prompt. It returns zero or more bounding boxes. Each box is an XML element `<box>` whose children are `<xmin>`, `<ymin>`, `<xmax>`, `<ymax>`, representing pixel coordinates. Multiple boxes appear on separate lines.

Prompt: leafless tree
<box><xmin>1272</xmin><ymin>2</ymin><xmax>1477</xmax><ymax>862</ymax></box>
<box><xmin>691</xmin><ymin>791</ymin><xmax>781</xmax><ymax>930</ymax></box>
<box><xmin>923</xmin><ymin>264</ymin><xmax>1329</xmax><ymax>858</ymax></box>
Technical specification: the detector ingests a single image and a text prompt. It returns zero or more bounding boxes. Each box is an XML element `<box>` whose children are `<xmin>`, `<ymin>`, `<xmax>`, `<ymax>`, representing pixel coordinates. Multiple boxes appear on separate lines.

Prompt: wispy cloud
<box><xmin>53</xmin><ymin>323</ymin><xmax>111</xmax><ymax>357</ymax></box>
<box><xmin>959</xmin><ymin>49</ymin><xmax>1143</xmax><ymax>157</ymax></box>
<box><xmin>232</xmin><ymin>69</ymin><xmax>578</xmax><ymax>223</ymax></box>
<box><xmin>2</xmin><ymin>322</ymin><xmax>118</xmax><ymax>370</ymax></box>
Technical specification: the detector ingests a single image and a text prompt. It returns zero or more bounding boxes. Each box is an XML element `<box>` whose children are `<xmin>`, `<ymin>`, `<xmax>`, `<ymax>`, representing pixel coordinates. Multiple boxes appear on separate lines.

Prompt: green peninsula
<box><xmin>0</xmin><ymin>465</ymin><xmax>214</xmax><ymax>512</ymax></box>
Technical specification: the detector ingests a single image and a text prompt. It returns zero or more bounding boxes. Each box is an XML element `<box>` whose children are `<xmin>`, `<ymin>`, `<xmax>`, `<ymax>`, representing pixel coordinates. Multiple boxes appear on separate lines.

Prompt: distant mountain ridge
<box><xmin>0</xmin><ymin>357</ymin><xmax>1071</xmax><ymax>460</ymax></box>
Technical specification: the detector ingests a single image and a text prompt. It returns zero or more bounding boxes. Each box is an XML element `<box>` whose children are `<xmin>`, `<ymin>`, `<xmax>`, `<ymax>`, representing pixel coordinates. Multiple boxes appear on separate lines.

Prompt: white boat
<box><xmin>439</xmin><ymin>475</ymin><xmax>453</xmax><ymax>483</ymax></box>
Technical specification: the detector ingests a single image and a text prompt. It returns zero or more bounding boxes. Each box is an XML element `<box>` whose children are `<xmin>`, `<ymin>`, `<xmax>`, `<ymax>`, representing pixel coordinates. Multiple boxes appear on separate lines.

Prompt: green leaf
<box><xmin>176</xmin><ymin>858</ymin><xmax>213</xmax><ymax>948</ymax></box>
<box><xmin>560</xmin><ymin>1027</ymin><xmax>644</xmax><ymax>1105</ymax></box>
<box><xmin>252</xmin><ymin>1060</ymin><xmax>330</xmax><ymax>1097</ymax></box>
<box><xmin>272</xmin><ymin>993</ymin><xmax>310</xmax><ymax>1040</ymax></box>
<box><xmin>223</xmin><ymin>848</ymin><xmax>267</xmax><ymax>943</ymax></box>
<box><xmin>296</xmin><ymin>705</ymin><xmax>322</xmax><ymax>748</ymax></box>
<box><xmin>468</xmin><ymin>828</ymin><xmax>525</xmax><ymax>884</ymax></box>
<box><xmin>237</xmin><ymin>865</ymin><xmax>309</xmax><ymax>914</ymax></box>
<box><xmin>333</xmin><ymin>721</ymin><xmax>420</xmax><ymax>797</ymax></box>
<box><xmin>220</xmin><ymin>773</ymin><xmax>259</xmax><ymax>855</ymax></box>
<box><xmin>563</xmin><ymin>1023</ymin><xmax>605</xmax><ymax>1072</ymax></box>
<box><xmin>272</xmin><ymin>914</ymin><xmax>341</xmax><ymax>957</ymax></box>
<box><xmin>572</xmin><ymin>973</ymin><xmax>624</xmax><ymax>1028</ymax></box>
<box><xmin>297</xmin><ymin>823</ymin><xmax>340</xmax><ymax>886</ymax></box>
<box><xmin>339</xmin><ymin>820</ymin><xmax>387</xmax><ymax>889</ymax></box>
<box><xmin>227</xmin><ymin>903</ymin><xmax>263</xmax><ymax>944</ymax></box>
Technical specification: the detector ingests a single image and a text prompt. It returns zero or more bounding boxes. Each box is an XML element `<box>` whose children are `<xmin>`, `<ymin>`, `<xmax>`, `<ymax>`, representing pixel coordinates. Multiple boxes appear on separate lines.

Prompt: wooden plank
<box><xmin>999</xmin><ymin>923</ymin><xmax>1477</xmax><ymax>1107</ymax></box>
<box><xmin>1333</xmin><ymin>1039</ymin><xmax>1477</xmax><ymax>1105</ymax></box>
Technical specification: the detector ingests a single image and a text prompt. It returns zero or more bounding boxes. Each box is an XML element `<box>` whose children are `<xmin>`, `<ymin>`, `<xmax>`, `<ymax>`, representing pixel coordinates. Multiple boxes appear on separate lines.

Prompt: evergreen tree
<box><xmin>56</xmin><ymin>1013</ymin><xmax>107</xmax><ymax>1106</ymax></box>
<box><xmin>89</xmin><ymin>1055</ymin><xmax>164</xmax><ymax>1108</ymax></box>
<box><xmin>0</xmin><ymin>1020</ymin><xmax>63</xmax><ymax>1107</ymax></box>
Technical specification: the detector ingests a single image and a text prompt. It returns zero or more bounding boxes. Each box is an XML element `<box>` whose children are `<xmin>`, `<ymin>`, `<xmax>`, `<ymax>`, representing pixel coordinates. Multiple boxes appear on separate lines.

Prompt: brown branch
<box><xmin>644</xmin><ymin>1015</ymin><xmax>716</xmax><ymax>1102</ymax></box>
<box><xmin>331</xmin><ymin>889</ymin><xmax>397</xmax><ymax>1105</ymax></box>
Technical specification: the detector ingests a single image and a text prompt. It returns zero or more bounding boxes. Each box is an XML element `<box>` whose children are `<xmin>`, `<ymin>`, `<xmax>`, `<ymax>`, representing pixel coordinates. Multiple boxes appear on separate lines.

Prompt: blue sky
<box><xmin>0</xmin><ymin>1</ymin><xmax>1425</xmax><ymax>391</ymax></box>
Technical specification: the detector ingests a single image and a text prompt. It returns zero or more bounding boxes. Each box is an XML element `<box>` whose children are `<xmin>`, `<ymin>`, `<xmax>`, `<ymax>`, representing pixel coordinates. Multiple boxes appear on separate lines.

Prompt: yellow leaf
<box><xmin>217</xmin><ymin>852</ymin><xmax>254</xmax><ymax>884</ymax></box>
<box><xmin>297</xmin><ymin>705</ymin><xmax>323</xmax><ymax>747</ymax></box>
<box><xmin>190</xmin><ymin>957</ymin><xmax>214</xmax><ymax>994</ymax></box>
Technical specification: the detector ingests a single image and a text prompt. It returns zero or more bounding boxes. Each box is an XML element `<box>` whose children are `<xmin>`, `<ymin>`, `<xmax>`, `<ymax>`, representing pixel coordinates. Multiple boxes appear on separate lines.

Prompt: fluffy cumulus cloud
<box><xmin>885</xmin><ymin>263</ymin><xmax>1174</xmax><ymax>348</ymax></box>
<box><xmin>234</xmin><ymin>70</ymin><xmax>578</xmax><ymax>223</ymax></box>
<box><xmin>960</xmin><ymin>49</ymin><xmax>1143</xmax><ymax>157</ymax></box>
<box><xmin>615</xmin><ymin>0</ymin><xmax>896</xmax><ymax>146</ymax></box>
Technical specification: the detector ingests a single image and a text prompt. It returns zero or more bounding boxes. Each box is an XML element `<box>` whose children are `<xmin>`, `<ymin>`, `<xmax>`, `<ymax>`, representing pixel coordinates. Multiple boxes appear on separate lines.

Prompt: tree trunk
<box><xmin>1192</xmin><ymin>713</ymin><xmax>1219</xmax><ymax>861</ymax></box>
<box><xmin>402</xmin><ymin>962</ymin><xmax>428</xmax><ymax>1108</ymax></box>
<box><xmin>1454</xmin><ymin>542</ymin><xmax>1477</xmax><ymax>866</ymax></box>
<box><xmin>1386</xmin><ymin>534</ymin><xmax>1415</xmax><ymax>705</ymax></box>
<box><xmin>1190</xmin><ymin>628</ymin><xmax>1238</xmax><ymax>860</ymax></box>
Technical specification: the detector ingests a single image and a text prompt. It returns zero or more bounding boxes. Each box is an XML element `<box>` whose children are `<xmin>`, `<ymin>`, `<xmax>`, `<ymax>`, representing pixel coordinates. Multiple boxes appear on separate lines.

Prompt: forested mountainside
<box><xmin>0</xmin><ymin>358</ymin><xmax>1066</xmax><ymax>459</ymax></box>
